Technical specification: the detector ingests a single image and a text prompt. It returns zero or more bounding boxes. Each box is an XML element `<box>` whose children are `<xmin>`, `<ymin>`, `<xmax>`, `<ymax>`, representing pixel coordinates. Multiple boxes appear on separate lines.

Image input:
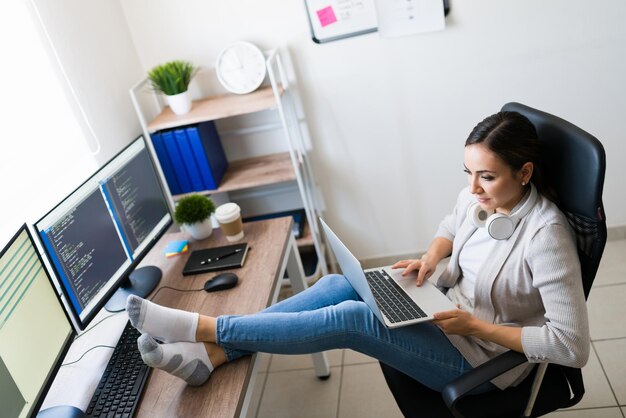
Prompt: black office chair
<box><xmin>379</xmin><ymin>103</ymin><xmax>607</xmax><ymax>418</ymax></box>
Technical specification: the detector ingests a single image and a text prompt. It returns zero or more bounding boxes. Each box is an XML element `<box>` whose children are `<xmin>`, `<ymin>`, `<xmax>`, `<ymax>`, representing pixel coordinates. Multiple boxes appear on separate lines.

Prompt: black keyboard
<box><xmin>365</xmin><ymin>270</ymin><xmax>427</xmax><ymax>323</ymax></box>
<box><xmin>86</xmin><ymin>320</ymin><xmax>150</xmax><ymax>418</ymax></box>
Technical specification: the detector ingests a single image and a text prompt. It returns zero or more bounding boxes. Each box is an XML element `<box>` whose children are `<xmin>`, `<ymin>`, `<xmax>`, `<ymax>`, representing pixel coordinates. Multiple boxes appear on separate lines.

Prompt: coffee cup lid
<box><xmin>215</xmin><ymin>203</ymin><xmax>241</xmax><ymax>223</ymax></box>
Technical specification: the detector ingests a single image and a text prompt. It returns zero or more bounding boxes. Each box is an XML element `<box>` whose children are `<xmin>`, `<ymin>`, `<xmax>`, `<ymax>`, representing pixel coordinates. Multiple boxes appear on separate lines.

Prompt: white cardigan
<box><xmin>434</xmin><ymin>186</ymin><xmax>590</xmax><ymax>389</ymax></box>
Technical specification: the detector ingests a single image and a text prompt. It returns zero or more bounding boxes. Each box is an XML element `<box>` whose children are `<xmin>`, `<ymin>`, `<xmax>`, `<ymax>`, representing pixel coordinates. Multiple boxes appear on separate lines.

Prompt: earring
<box><xmin>522</xmin><ymin>181</ymin><xmax>527</xmax><ymax>186</ymax></box>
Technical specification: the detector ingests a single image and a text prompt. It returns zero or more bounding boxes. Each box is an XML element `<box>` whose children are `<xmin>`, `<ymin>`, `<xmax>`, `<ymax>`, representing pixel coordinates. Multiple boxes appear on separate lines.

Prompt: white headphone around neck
<box><xmin>467</xmin><ymin>183</ymin><xmax>538</xmax><ymax>240</ymax></box>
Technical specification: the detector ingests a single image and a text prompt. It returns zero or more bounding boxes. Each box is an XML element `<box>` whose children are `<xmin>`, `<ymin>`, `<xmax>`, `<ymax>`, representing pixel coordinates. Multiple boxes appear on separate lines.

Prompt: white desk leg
<box><xmin>285</xmin><ymin>234</ymin><xmax>331</xmax><ymax>379</ymax></box>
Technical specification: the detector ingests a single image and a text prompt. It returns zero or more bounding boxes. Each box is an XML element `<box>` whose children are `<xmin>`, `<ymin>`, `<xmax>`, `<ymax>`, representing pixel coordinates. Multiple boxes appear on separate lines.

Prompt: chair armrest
<box><xmin>442</xmin><ymin>350</ymin><xmax>528</xmax><ymax>417</ymax></box>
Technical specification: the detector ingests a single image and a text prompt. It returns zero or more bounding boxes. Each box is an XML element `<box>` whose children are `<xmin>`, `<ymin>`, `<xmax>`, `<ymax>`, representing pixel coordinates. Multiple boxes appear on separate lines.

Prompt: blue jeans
<box><xmin>216</xmin><ymin>274</ymin><xmax>496</xmax><ymax>393</ymax></box>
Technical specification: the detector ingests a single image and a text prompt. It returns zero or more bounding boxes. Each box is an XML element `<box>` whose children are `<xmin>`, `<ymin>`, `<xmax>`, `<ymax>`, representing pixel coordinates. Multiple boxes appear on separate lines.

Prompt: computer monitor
<box><xmin>35</xmin><ymin>136</ymin><xmax>172</xmax><ymax>330</ymax></box>
<box><xmin>0</xmin><ymin>224</ymin><xmax>75</xmax><ymax>418</ymax></box>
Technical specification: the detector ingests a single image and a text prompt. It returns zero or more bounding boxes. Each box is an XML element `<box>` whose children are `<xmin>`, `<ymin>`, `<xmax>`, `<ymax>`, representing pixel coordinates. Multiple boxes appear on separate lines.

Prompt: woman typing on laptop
<box><xmin>126</xmin><ymin>111</ymin><xmax>589</xmax><ymax>394</ymax></box>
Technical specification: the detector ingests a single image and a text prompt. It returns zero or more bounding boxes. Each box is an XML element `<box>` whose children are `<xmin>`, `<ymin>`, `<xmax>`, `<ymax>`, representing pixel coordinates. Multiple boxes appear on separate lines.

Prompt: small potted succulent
<box><xmin>174</xmin><ymin>194</ymin><xmax>216</xmax><ymax>240</ymax></box>
<box><xmin>147</xmin><ymin>60</ymin><xmax>198</xmax><ymax>115</ymax></box>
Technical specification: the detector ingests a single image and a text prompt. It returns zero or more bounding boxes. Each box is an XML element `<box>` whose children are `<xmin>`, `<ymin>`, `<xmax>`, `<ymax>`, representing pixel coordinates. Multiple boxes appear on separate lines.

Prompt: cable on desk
<box><xmin>61</xmin><ymin>286</ymin><xmax>204</xmax><ymax>367</ymax></box>
<box><xmin>62</xmin><ymin>287</ymin><xmax>203</xmax><ymax>367</ymax></box>
<box><xmin>149</xmin><ymin>285</ymin><xmax>204</xmax><ymax>303</ymax></box>
<box><xmin>61</xmin><ymin>345</ymin><xmax>115</xmax><ymax>367</ymax></box>
<box><xmin>73</xmin><ymin>311</ymin><xmax>123</xmax><ymax>342</ymax></box>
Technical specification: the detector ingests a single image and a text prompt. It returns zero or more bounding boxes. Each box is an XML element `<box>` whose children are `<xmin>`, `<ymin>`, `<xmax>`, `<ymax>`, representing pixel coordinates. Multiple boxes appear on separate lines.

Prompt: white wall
<box><xmin>118</xmin><ymin>0</ymin><xmax>626</xmax><ymax>259</ymax></box>
<box><xmin>0</xmin><ymin>0</ymin><xmax>96</xmax><ymax>243</ymax></box>
<box><xmin>32</xmin><ymin>0</ymin><xmax>145</xmax><ymax>165</ymax></box>
<box><xmin>31</xmin><ymin>0</ymin><xmax>626</xmax><ymax>260</ymax></box>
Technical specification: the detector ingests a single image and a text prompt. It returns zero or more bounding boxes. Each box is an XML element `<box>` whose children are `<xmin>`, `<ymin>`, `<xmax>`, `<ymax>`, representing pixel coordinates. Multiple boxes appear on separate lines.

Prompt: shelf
<box><xmin>131</xmin><ymin>49</ymin><xmax>329</xmax><ymax>278</ymax></box>
<box><xmin>281</xmin><ymin>246</ymin><xmax>322</xmax><ymax>287</ymax></box>
<box><xmin>296</xmin><ymin>221</ymin><xmax>314</xmax><ymax>247</ymax></box>
<box><xmin>147</xmin><ymin>85</ymin><xmax>284</xmax><ymax>133</ymax></box>
<box><xmin>172</xmin><ymin>152</ymin><xmax>295</xmax><ymax>199</ymax></box>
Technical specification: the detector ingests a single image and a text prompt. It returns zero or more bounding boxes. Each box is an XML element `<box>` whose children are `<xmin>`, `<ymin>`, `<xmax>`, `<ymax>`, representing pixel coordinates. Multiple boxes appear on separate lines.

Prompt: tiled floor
<box><xmin>245</xmin><ymin>239</ymin><xmax>626</xmax><ymax>418</ymax></box>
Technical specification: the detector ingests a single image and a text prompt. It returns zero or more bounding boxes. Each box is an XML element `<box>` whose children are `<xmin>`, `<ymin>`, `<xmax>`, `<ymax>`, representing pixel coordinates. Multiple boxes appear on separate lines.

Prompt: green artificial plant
<box><xmin>147</xmin><ymin>60</ymin><xmax>198</xmax><ymax>96</ymax></box>
<box><xmin>174</xmin><ymin>194</ymin><xmax>216</xmax><ymax>225</ymax></box>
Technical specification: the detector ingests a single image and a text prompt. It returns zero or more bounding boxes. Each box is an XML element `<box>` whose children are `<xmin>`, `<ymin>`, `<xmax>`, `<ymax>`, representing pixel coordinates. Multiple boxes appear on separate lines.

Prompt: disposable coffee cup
<box><xmin>215</xmin><ymin>203</ymin><xmax>244</xmax><ymax>242</ymax></box>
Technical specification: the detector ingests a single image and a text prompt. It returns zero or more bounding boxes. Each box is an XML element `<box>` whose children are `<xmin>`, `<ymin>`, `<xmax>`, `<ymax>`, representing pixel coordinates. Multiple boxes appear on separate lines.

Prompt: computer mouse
<box><xmin>204</xmin><ymin>272</ymin><xmax>239</xmax><ymax>292</ymax></box>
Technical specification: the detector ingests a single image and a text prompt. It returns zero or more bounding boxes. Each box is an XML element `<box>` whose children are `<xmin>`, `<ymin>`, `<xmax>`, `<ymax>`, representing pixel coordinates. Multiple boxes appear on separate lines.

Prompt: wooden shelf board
<box><xmin>148</xmin><ymin>85</ymin><xmax>283</xmax><ymax>133</ymax></box>
<box><xmin>172</xmin><ymin>152</ymin><xmax>295</xmax><ymax>199</ymax></box>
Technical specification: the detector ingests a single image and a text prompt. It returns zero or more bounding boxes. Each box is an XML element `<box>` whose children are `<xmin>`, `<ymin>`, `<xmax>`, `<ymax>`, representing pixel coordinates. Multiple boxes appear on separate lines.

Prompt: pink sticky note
<box><xmin>317</xmin><ymin>6</ymin><xmax>337</xmax><ymax>27</ymax></box>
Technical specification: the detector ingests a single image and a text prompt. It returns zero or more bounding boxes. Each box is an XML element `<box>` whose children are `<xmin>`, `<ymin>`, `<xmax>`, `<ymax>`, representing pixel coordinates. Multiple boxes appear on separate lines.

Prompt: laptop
<box><xmin>321</xmin><ymin>219</ymin><xmax>456</xmax><ymax>329</ymax></box>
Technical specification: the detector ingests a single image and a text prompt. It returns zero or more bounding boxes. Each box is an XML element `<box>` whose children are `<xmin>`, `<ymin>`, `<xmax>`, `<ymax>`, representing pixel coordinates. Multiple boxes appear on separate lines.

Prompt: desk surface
<box><xmin>42</xmin><ymin>218</ymin><xmax>295</xmax><ymax>417</ymax></box>
<box><xmin>135</xmin><ymin>217</ymin><xmax>292</xmax><ymax>417</ymax></box>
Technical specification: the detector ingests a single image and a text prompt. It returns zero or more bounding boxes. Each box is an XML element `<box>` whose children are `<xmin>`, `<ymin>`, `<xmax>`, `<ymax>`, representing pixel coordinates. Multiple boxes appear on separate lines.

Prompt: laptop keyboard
<box><xmin>365</xmin><ymin>270</ymin><xmax>427</xmax><ymax>323</ymax></box>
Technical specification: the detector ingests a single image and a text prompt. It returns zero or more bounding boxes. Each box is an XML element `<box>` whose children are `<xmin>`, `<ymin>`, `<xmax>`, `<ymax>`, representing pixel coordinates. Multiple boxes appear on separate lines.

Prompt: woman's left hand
<box><xmin>432</xmin><ymin>306</ymin><xmax>480</xmax><ymax>336</ymax></box>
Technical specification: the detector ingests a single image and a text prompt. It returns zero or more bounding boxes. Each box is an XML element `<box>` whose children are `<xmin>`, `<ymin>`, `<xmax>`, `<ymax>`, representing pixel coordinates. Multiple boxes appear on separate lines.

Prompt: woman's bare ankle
<box><xmin>205</xmin><ymin>343</ymin><xmax>227</xmax><ymax>368</ymax></box>
<box><xmin>196</xmin><ymin>315</ymin><xmax>217</xmax><ymax>343</ymax></box>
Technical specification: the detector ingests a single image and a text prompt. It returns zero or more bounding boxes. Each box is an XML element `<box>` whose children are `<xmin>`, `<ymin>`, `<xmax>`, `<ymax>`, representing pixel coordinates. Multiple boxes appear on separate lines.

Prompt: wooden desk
<box><xmin>41</xmin><ymin>218</ymin><xmax>329</xmax><ymax>417</ymax></box>
<box><xmin>134</xmin><ymin>218</ymin><xmax>330</xmax><ymax>417</ymax></box>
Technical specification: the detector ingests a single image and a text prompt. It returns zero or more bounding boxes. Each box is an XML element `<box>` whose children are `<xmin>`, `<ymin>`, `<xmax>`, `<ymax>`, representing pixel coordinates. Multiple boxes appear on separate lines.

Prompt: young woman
<box><xmin>126</xmin><ymin>111</ymin><xmax>589</xmax><ymax>392</ymax></box>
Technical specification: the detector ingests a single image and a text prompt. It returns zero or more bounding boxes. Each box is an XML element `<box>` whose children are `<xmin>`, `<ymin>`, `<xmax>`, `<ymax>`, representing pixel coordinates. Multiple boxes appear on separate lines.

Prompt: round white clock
<box><xmin>215</xmin><ymin>41</ymin><xmax>267</xmax><ymax>95</ymax></box>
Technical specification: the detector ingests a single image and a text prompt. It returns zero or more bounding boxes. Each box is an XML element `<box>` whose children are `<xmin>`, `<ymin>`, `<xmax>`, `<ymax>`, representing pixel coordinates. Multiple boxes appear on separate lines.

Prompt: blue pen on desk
<box><xmin>200</xmin><ymin>248</ymin><xmax>243</xmax><ymax>265</ymax></box>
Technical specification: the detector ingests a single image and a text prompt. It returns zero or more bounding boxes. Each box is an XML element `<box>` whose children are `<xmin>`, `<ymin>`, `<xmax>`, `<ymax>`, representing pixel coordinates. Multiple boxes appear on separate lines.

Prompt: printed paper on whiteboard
<box><xmin>374</xmin><ymin>0</ymin><xmax>445</xmax><ymax>38</ymax></box>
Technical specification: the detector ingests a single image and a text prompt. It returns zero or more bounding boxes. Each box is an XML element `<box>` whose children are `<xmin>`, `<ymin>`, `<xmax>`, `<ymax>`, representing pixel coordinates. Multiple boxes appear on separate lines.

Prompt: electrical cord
<box><xmin>61</xmin><ymin>313</ymin><xmax>121</xmax><ymax>367</ymax></box>
<box><xmin>62</xmin><ymin>286</ymin><xmax>203</xmax><ymax>368</ymax></box>
<box><xmin>73</xmin><ymin>311</ymin><xmax>123</xmax><ymax>342</ymax></box>
<box><xmin>149</xmin><ymin>285</ymin><xmax>204</xmax><ymax>303</ymax></box>
<box><xmin>91</xmin><ymin>284</ymin><xmax>206</xmax><ymax>315</ymax></box>
<box><xmin>61</xmin><ymin>345</ymin><xmax>115</xmax><ymax>367</ymax></box>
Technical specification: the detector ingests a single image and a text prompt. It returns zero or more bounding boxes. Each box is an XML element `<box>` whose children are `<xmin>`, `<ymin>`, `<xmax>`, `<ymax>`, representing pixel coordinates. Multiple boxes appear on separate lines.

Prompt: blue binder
<box><xmin>150</xmin><ymin>132</ymin><xmax>181</xmax><ymax>195</ymax></box>
<box><xmin>162</xmin><ymin>129</ymin><xmax>193</xmax><ymax>193</ymax></box>
<box><xmin>173</xmin><ymin>129</ymin><xmax>204</xmax><ymax>192</ymax></box>
<box><xmin>185</xmin><ymin>122</ymin><xmax>228</xmax><ymax>190</ymax></box>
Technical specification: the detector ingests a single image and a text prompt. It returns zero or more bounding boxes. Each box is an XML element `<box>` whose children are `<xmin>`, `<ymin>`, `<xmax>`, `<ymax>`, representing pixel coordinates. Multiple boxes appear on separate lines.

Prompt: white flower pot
<box><xmin>183</xmin><ymin>219</ymin><xmax>213</xmax><ymax>240</ymax></box>
<box><xmin>166</xmin><ymin>90</ymin><xmax>192</xmax><ymax>115</ymax></box>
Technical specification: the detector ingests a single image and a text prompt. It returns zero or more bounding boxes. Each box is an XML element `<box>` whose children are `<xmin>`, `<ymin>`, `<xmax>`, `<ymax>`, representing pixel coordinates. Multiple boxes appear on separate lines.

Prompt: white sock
<box><xmin>126</xmin><ymin>295</ymin><xmax>198</xmax><ymax>343</ymax></box>
<box><xmin>137</xmin><ymin>334</ymin><xmax>213</xmax><ymax>386</ymax></box>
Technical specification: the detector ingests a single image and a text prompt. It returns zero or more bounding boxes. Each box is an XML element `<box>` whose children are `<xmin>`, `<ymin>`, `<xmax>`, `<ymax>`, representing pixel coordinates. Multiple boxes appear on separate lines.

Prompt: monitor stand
<box><xmin>104</xmin><ymin>265</ymin><xmax>162</xmax><ymax>312</ymax></box>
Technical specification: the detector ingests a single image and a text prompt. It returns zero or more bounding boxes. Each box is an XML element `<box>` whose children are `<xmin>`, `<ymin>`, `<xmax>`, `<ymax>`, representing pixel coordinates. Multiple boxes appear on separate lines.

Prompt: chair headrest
<box><xmin>501</xmin><ymin>102</ymin><xmax>606</xmax><ymax>221</ymax></box>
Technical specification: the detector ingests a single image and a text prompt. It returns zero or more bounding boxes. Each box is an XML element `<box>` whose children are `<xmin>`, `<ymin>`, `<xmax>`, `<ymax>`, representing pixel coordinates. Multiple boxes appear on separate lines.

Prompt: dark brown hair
<box><xmin>465</xmin><ymin>111</ymin><xmax>556</xmax><ymax>202</ymax></box>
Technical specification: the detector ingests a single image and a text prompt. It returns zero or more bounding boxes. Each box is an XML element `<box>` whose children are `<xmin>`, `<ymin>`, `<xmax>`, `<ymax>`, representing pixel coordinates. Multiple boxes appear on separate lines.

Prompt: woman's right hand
<box><xmin>391</xmin><ymin>257</ymin><xmax>436</xmax><ymax>287</ymax></box>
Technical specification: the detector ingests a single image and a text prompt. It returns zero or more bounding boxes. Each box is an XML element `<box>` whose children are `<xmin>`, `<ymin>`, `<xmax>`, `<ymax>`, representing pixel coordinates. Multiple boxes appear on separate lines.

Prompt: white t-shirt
<box><xmin>444</xmin><ymin>188</ymin><xmax>533</xmax><ymax>312</ymax></box>
<box><xmin>448</xmin><ymin>226</ymin><xmax>497</xmax><ymax>311</ymax></box>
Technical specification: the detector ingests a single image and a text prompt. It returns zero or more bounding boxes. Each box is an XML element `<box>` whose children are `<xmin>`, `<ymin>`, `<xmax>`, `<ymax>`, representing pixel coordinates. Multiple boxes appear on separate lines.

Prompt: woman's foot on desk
<box><xmin>137</xmin><ymin>334</ymin><xmax>214</xmax><ymax>386</ymax></box>
<box><xmin>126</xmin><ymin>295</ymin><xmax>198</xmax><ymax>343</ymax></box>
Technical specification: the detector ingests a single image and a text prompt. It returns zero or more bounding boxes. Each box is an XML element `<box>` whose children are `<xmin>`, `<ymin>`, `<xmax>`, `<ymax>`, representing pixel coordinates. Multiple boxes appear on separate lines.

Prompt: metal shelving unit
<box><xmin>129</xmin><ymin>47</ymin><xmax>329</xmax><ymax>281</ymax></box>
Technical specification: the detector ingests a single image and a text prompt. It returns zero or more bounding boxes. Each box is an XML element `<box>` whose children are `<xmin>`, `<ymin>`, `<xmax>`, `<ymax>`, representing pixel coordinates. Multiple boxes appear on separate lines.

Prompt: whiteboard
<box><xmin>304</xmin><ymin>0</ymin><xmax>378</xmax><ymax>44</ymax></box>
<box><xmin>304</xmin><ymin>0</ymin><xmax>450</xmax><ymax>44</ymax></box>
